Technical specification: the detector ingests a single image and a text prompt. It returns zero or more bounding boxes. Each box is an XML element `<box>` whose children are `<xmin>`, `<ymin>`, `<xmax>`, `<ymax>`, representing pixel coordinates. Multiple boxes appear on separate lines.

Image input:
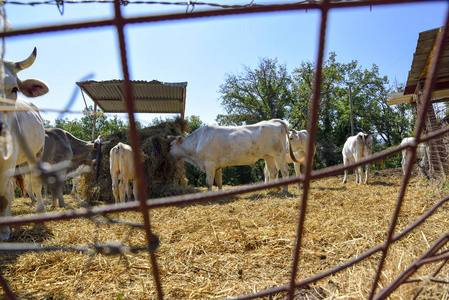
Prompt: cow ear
<box><xmin>176</xmin><ymin>136</ymin><xmax>183</xmax><ymax>144</ymax></box>
<box><xmin>18</xmin><ymin>79</ymin><xmax>49</xmax><ymax>97</ymax></box>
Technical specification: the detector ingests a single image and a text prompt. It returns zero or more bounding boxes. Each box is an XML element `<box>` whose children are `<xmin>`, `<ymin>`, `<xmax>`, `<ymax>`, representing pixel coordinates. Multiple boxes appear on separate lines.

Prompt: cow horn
<box><xmin>15</xmin><ymin>48</ymin><xmax>37</xmax><ymax>71</ymax></box>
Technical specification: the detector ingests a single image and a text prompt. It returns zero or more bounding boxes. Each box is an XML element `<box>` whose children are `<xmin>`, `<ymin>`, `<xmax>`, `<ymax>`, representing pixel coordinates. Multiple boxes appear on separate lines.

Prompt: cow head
<box><xmin>289</xmin><ymin>129</ymin><xmax>309</xmax><ymax>152</ymax></box>
<box><xmin>0</xmin><ymin>48</ymin><xmax>49</xmax><ymax>159</ymax></box>
<box><xmin>2</xmin><ymin>48</ymin><xmax>49</xmax><ymax>101</ymax></box>
<box><xmin>140</xmin><ymin>149</ymin><xmax>149</xmax><ymax>162</ymax></box>
<box><xmin>168</xmin><ymin>136</ymin><xmax>184</xmax><ymax>159</ymax></box>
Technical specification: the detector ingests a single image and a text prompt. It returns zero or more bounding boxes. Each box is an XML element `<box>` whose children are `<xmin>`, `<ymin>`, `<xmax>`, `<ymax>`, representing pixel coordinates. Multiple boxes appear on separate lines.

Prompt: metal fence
<box><xmin>0</xmin><ymin>0</ymin><xmax>448</xmax><ymax>299</ymax></box>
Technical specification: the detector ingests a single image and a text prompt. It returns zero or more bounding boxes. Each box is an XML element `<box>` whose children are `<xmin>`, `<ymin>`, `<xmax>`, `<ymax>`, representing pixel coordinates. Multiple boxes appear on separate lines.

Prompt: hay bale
<box><xmin>86</xmin><ymin>117</ymin><xmax>194</xmax><ymax>204</ymax></box>
<box><xmin>70</xmin><ymin>164</ymin><xmax>93</xmax><ymax>201</ymax></box>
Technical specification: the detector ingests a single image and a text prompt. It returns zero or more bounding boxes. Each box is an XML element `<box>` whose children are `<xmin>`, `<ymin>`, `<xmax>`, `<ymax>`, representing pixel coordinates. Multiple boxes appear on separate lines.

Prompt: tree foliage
<box><xmin>217</xmin><ymin>52</ymin><xmax>415</xmax><ymax>172</ymax></box>
<box><xmin>52</xmin><ymin>106</ymin><xmax>139</xmax><ymax>141</ymax></box>
<box><xmin>217</xmin><ymin>58</ymin><xmax>293</xmax><ymax>125</ymax></box>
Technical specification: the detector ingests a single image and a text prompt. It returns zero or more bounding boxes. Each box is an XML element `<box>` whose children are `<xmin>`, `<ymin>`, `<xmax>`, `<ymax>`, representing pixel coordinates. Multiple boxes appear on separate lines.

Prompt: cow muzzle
<box><xmin>0</xmin><ymin>122</ymin><xmax>13</xmax><ymax>160</ymax></box>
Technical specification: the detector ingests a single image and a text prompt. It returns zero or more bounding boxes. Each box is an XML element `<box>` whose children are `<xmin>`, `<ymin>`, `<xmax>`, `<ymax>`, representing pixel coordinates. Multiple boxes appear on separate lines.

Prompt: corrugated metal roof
<box><xmin>76</xmin><ymin>80</ymin><xmax>187</xmax><ymax>117</ymax></box>
<box><xmin>404</xmin><ymin>26</ymin><xmax>449</xmax><ymax>95</ymax></box>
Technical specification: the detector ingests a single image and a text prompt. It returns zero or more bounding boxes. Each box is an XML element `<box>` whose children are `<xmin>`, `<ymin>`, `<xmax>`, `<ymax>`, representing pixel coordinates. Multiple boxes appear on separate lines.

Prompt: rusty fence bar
<box><xmin>0</xmin><ymin>0</ymin><xmax>447</xmax><ymax>299</ymax></box>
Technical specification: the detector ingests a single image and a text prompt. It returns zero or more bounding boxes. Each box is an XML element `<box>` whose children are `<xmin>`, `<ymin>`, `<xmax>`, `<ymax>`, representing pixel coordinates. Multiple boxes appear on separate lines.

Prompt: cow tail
<box><xmin>289</xmin><ymin>142</ymin><xmax>300</xmax><ymax>163</ymax></box>
<box><xmin>363</xmin><ymin>133</ymin><xmax>373</xmax><ymax>152</ymax></box>
<box><xmin>273</xmin><ymin>119</ymin><xmax>299</xmax><ymax>163</ymax></box>
<box><xmin>276</xmin><ymin>119</ymin><xmax>300</xmax><ymax>163</ymax></box>
<box><xmin>15</xmin><ymin>174</ymin><xmax>26</xmax><ymax>196</ymax></box>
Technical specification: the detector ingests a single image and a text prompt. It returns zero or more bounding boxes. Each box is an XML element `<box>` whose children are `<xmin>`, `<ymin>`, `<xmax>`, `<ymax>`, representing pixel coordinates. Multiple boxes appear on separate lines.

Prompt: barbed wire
<box><xmin>0</xmin><ymin>0</ymin><xmax>319</xmax><ymax>16</ymax></box>
<box><xmin>2</xmin><ymin>0</ymin><xmax>312</xmax><ymax>8</ymax></box>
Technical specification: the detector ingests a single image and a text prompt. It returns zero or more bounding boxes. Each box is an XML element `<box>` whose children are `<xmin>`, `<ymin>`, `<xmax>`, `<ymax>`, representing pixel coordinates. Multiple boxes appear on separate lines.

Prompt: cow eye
<box><xmin>11</xmin><ymin>87</ymin><xmax>18</xmax><ymax>94</ymax></box>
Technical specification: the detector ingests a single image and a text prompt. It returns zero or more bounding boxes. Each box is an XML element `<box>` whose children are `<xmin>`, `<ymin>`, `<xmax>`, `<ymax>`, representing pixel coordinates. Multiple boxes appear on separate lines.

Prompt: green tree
<box><xmin>217</xmin><ymin>57</ymin><xmax>294</xmax><ymax>125</ymax></box>
<box><xmin>148</xmin><ymin>116</ymin><xmax>168</xmax><ymax>127</ymax></box>
<box><xmin>186</xmin><ymin>115</ymin><xmax>203</xmax><ymax>133</ymax></box>
<box><xmin>215</xmin><ymin>58</ymin><xmax>296</xmax><ymax>186</ymax></box>
<box><xmin>290</xmin><ymin>53</ymin><xmax>351</xmax><ymax>167</ymax></box>
<box><xmin>290</xmin><ymin>52</ymin><xmax>414</xmax><ymax>168</ymax></box>
<box><xmin>54</xmin><ymin>106</ymin><xmax>133</xmax><ymax>140</ymax></box>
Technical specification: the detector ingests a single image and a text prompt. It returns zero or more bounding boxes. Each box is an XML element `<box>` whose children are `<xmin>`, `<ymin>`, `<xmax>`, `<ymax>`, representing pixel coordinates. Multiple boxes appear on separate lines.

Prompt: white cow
<box><xmin>0</xmin><ymin>48</ymin><xmax>48</xmax><ymax>241</ymax></box>
<box><xmin>342</xmin><ymin>132</ymin><xmax>373</xmax><ymax>184</ymax></box>
<box><xmin>264</xmin><ymin>129</ymin><xmax>315</xmax><ymax>189</ymax></box>
<box><xmin>400</xmin><ymin>137</ymin><xmax>426</xmax><ymax>175</ymax></box>
<box><xmin>169</xmin><ymin>119</ymin><xmax>298</xmax><ymax>192</ymax></box>
<box><xmin>41</xmin><ymin>128</ymin><xmax>102</xmax><ymax>208</ymax></box>
<box><xmin>110</xmin><ymin>142</ymin><xmax>148</xmax><ymax>204</ymax></box>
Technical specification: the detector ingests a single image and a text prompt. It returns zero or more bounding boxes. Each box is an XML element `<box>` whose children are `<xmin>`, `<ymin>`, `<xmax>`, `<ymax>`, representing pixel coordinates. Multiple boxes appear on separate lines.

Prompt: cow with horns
<box><xmin>0</xmin><ymin>48</ymin><xmax>48</xmax><ymax>241</ymax></box>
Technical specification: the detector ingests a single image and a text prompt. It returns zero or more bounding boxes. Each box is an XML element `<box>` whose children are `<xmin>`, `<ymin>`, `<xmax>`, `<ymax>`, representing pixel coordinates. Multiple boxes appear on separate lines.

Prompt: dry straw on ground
<box><xmin>1</xmin><ymin>167</ymin><xmax>448</xmax><ymax>299</ymax></box>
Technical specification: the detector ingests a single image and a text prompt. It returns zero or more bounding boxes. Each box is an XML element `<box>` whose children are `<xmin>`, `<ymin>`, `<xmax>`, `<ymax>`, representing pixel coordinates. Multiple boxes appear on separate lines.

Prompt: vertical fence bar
<box><xmin>287</xmin><ymin>1</ymin><xmax>330</xmax><ymax>299</ymax></box>
<box><xmin>112</xmin><ymin>0</ymin><xmax>164</xmax><ymax>298</ymax></box>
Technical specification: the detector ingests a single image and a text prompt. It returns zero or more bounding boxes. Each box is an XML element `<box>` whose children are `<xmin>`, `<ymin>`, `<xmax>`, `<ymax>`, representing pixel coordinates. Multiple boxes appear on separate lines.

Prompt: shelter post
<box><xmin>91</xmin><ymin>102</ymin><xmax>97</xmax><ymax>142</ymax></box>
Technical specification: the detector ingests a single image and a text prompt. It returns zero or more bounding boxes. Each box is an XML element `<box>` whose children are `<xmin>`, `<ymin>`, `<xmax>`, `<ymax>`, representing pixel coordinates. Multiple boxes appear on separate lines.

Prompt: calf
<box><xmin>264</xmin><ymin>129</ymin><xmax>315</xmax><ymax>189</ymax></box>
<box><xmin>169</xmin><ymin>119</ymin><xmax>298</xmax><ymax>192</ymax></box>
<box><xmin>400</xmin><ymin>137</ymin><xmax>426</xmax><ymax>175</ymax></box>
<box><xmin>342</xmin><ymin>132</ymin><xmax>373</xmax><ymax>184</ymax></box>
<box><xmin>110</xmin><ymin>142</ymin><xmax>148</xmax><ymax>204</ymax></box>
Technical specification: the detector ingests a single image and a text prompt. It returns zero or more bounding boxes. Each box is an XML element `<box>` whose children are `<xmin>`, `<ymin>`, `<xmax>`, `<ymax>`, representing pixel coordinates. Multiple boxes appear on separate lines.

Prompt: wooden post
<box><xmin>91</xmin><ymin>102</ymin><xmax>97</xmax><ymax>142</ymax></box>
<box><xmin>415</xmin><ymin>26</ymin><xmax>448</xmax><ymax>181</ymax></box>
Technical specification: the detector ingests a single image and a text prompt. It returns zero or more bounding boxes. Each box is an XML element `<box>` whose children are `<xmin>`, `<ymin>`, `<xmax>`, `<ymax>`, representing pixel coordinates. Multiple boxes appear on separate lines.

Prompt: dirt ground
<box><xmin>1</xmin><ymin>168</ymin><xmax>448</xmax><ymax>299</ymax></box>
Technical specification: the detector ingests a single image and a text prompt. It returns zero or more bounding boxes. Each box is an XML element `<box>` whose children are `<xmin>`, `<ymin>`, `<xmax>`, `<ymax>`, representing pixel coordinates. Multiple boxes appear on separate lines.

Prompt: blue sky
<box><xmin>3</xmin><ymin>1</ymin><xmax>448</xmax><ymax>127</ymax></box>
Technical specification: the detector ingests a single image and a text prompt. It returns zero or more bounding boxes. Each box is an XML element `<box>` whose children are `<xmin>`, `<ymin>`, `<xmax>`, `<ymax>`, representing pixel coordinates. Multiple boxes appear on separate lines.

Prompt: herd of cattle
<box><xmin>0</xmin><ymin>49</ymin><xmax>424</xmax><ymax>241</ymax></box>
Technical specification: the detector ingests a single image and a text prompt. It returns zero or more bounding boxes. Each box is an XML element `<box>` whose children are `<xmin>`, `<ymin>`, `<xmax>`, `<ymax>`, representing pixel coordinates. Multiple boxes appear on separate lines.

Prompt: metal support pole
<box><xmin>348</xmin><ymin>83</ymin><xmax>354</xmax><ymax>136</ymax></box>
<box><xmin>91</xmin><ymin>102</ymin><xmax>97</xmax><ymax>142</ymax></box>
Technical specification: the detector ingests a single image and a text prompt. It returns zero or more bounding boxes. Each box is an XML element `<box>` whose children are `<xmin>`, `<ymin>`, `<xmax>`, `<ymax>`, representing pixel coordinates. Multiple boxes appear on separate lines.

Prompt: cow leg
<box><xmin>265</xmin><ymin>158</ymin><xmax>277</xmax><ymax>184</ymax></box>
<box><xmin>31</xmin><ymin>174</ymin><xmax>46</xmax><ymax>213</ymax></box>
<box><xmin>112</xmin><ymin>183</ymin><xmax>119</xmax><ymax>204</ymax></box>
<box><xmin>342</xmin><ymin>158</ymin><xmax>348</xmax><ymax>184</ymax></box>
<box><xmin>111</xmin><ymin>177</ymin><xmax>119</xmax><ymax>204</ymax></box>
<box><xmin>401</xmin><ymin>150</ymin><xmax>407</xmax><ymax>176</ymax></box>
<box><xmin>56</xmin><ymin>186</ymin><xmax>65</xmax><ymax>208</ymax></box>
<box><xmin>25</xmin><ymin>172</ymin><xmax>36</xmax><ymax>203</ymax></box>
<box><xmin>0</xmin><ymin>179</ymin><xmax>14</xmax><ymax>241</ymax></box>
<box><xmin>119</xmin><ymin>181</ymin><xmax>126</xmax><ymax>203</ymax></box>
<box><xmin>214</xmin><ymin>168</ymin><xmax>223</xmax><ymax>190</ymax></box>
<box><xmin>364</xmin><ymin>163</ymin><xmax>370</xmax><ymax>184</ymax></box>
<box><xmin>132</xmin><ymin>180</ymin><xmax>139</xmax><ymax>201</ymax></box>
<box><xmin>355</xmin><ymin>166</ymin><xmax>363</xmax><ymax>184</ymax></box>
<box><xmin>263</xmin><ymin>160</ymin><xmax>270</xmax><ymax>183</ymax></box>
<box><xmin>49</xmin><ymin>186</ymin><xmax>58</xmax><ymax>209</ymax></box>
<box><xmin>293</xmin><ymin>162</ymin><xmax>302</xmax><ymax>189</ymax></box>
<box><xmin>266</xmin><ymin>157</ymin><xmax>287</xmax><ymax>192</ymax></box>
<box><xmin>125</xmin><ymin>181</ymin><xmax>132</xmax><ymax>201</ymax></box>
<box><xmin>204</xmin><ymin>162</ymin><xmax>216</xmax><ymax>191</ymax></box>
<box><xmin>279</xmin><ymin>162</ymin><xmax>289</xmax><ymax>193</ymax></box>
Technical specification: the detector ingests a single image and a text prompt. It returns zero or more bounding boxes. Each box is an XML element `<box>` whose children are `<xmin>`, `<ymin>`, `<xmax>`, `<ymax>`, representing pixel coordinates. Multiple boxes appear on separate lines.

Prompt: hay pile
<box><xmin>2</xmin><ymin>169</ymin><xmax>449</xmax><ymax>299</ymax></box>
<box><xmin>84</xmin><ymin>117</ymin><xmax>193</xmax><ymax>204</ymax></box>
